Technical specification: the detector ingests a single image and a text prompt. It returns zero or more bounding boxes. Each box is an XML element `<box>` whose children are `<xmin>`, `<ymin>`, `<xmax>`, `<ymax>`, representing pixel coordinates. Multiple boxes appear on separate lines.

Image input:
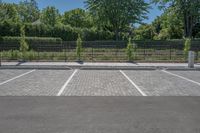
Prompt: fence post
<box><xmin>92</xmin><ymin>43</ymin><xmax>94</xmax><ymax>62</ymax></box>
<box><xmin>144</xmin><ymin>41</ymin><xmax>146</xmax><ymax>60</ymax></box>
<box><xmin>116</xmin><ymin>42</ymin><xmax>118</xmax><ymax>61</ymax></box>
<box><xmin>170</xmin><ymin>44</ymin><xmax>172</xmax><ymax>60</ymax></box>
<box><xmin>37</xmin><ymin>43</ymin><xmax>39</xmax><ymax>62</ymax></box>
<box><xmin>0</xmin><ymin>49</ymin><xmax>1</xmax><ymax>67</ymax></box>
<box><xmin>65</xmin><ymin>44</ymin><xmax>67</xmax><ymax>62</ymax></box>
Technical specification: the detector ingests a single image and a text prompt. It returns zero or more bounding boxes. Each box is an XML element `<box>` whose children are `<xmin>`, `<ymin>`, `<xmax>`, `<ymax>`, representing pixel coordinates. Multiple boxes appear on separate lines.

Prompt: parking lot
<box><xmin>0</xmin><ymin>69</ymin><xmax>200</xmax><ymax>96</ymax></box>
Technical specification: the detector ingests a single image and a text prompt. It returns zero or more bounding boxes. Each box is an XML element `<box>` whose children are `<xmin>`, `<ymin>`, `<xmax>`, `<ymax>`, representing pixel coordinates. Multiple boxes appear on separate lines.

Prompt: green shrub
<box><xmin>184</xmin><ymin>38</ymin><xmax>191</xmax><ymax>55</ymax></box>
<box><xmin>76</xmin><ymin>34</ymin><xmax>83</xmax><ymax>61</ymax></box>
<box><xmin>0</xmin><ymin>21</ymin><xmax>114</xmax><ymax>41</ymax></box>
<box><xmin>0</xmin><ymin>36</ymin><xmax>62</xmax><ymax>51</ymax></box>
<box><xmin>20</xmin><ymin>26</ymin><xmax>29</xmax><ymax>52</ymax></box>
<box><xmin>126</xmin><ymin>38</ymin><xmax>133</xmax><ymax>61</ymax></box>
<box><xmin>1</xmin><ymin>36</ymin><xmax>62</xmax><ymax>43</ymax></box>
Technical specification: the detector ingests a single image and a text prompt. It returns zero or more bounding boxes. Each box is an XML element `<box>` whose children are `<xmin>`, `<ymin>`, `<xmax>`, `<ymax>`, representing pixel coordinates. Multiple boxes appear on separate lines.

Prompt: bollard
<box><xmin>188</xmin><ymin>51</ymin><xmax>195</xmax><ymax>68</ymax></box>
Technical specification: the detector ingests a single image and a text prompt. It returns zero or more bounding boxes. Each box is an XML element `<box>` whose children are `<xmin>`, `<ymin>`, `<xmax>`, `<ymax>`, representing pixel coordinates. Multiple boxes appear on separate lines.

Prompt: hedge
<box><xmin>0</xmin><ymin>36</ymin><xmax>62</xmax><ymax>51</ymax></box>
<box><xmin>0</xmin><ymin>21</ymin><xmax>115</xmax><ymax>41</ymax></box>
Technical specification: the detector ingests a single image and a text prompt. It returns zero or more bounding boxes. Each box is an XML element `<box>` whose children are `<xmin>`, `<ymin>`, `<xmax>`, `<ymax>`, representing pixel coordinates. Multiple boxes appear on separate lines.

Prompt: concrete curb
<box><xmin>0</xmin><ymin>65</ymin><xmax>200</xmax><ymax>70</ymax></box>
<box><xmin>0</xmin><ymin>65</ymin><xmax>72</xmax><ymax>70</ymax></box>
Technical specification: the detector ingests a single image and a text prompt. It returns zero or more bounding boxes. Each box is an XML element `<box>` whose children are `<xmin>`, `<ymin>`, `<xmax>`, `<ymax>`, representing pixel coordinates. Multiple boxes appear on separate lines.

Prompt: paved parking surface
<box><xmin>0</xmin><ymin>69</ymin><xmax>200</xmax><ymax>96</ymax></box>
<box><xmin>0</xmin><ymin>70</ymin><xmax>73</xmax><ymax>96</ymax></box>
<box><xmin>123</xmin><ymin>70</ymin><xmax>200</xmax><ymax>96</ymax></box>
<box><xmin>62</xmin><ymin>70</ymin><xmax>141</xmax><ymax>96</ymax></box>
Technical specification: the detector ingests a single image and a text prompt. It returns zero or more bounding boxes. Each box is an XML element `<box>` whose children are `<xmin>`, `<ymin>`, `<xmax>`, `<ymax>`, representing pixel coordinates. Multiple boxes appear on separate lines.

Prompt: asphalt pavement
<box><xmin>0</xmin><ymin>97</ymin><xmax>200</xmax><ymax>133</ymax></box>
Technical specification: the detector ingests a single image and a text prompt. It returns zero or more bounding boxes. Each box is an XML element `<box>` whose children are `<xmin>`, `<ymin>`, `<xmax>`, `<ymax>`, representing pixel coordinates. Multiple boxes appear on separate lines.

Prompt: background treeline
<box><xmin>0</xmin><ymin>1</ymin><xmax>115</xmax><ymax>41</ymax></box>
<box><xmin>1</xmin><ymin>0</ymin><xmax>200</xmax><ymax>41</ymax></box>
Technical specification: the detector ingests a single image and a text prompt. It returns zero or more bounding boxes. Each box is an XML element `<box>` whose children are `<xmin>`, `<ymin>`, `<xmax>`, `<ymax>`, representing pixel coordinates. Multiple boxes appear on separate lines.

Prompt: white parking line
<box><xmin>162</xmin><ymin>70</ymin><xmax>200</xmax><ymax>86</ymax></box>
<box><xmin>120</xmin><ymin>70</ymin><xmax>147</xmax><ymax>96</ymax></box>
<box><xmin>57</xmin><ymin>69</ymin><xmax>78</xmax><ymax>96</ymax></box>
<box><xmin>0</xmin><ymin>70</ymin><xmax>36</xmax><ymax>86</ymax></box>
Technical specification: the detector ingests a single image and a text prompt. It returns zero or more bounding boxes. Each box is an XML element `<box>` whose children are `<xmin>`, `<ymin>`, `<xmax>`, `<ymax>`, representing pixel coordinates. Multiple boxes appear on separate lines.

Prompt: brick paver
<box><xmin>0</xmin><ymin>70</ymin><xmax>73</xmax><ymax>96</ymax></box>
<box><xmin>61</xmin><ymin>70</ymin><xmax>141</xmax><ymax>96</ymax></box>
<box><xmin>123</xmin><ymin>70</ymin><xmax>200</xmax><ymax>96</ymax></box>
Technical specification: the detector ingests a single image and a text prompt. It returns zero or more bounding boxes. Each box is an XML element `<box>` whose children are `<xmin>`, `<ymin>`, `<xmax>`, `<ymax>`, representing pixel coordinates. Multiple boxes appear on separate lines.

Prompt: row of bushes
<box><xmin>0</xmin><ymin>36</ymin><xmax>62</xmax><ymax>43</ymax></box>
<box><xmin>0</xmin><ymin>21</ymin><xmax>115</xmax><ymax>41</ymax></box>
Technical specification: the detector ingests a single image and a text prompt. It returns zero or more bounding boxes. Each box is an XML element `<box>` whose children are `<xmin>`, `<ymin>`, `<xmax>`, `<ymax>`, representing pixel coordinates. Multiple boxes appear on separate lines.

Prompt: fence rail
<box><xmin>0</xmin><ymin>41</ymin><xmax>200</xmax><ymax>62</ymax></box>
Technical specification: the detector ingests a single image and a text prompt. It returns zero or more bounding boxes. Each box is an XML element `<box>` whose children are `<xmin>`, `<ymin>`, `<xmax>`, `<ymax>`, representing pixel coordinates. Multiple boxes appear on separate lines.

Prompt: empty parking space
<box><xmin>61</xmin><ymin>70</ymin><xmax>142</xmax><ymax>96</ymax></box>
<box><xmin>0</xmin><ymin>70</ymin><xmax>73</xmax><ymax>96</ymax></box>
<box><xmin>0</xmin><ymin>69</ymin><xmax>32</xmax><ymax>83</ymax></box>
<box><xmin>123</xmin><ymin>70</ymin><xmax>200</xmax><ymax>96</ymax></box>
<box><xmin>167</xmin><ymin>70</ymin><xmax>200</xmax><ymax>83</ymax></box>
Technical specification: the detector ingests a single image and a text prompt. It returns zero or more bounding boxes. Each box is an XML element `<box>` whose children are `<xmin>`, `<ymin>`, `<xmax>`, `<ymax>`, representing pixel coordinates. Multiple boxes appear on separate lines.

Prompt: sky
<box><xmin>3</xmin><ymin>0</ymin><xmax>163</xmax><ymax>24</ymax></box>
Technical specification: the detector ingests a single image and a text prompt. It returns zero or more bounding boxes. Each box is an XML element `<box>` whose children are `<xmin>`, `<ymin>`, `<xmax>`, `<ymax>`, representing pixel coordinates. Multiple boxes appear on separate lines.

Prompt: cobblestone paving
<box><xmin>168</xmin><ymin>71</ymin><xmax>200</xmax><ymax>83</ymax></box>
<box><xmin>61</xmin><ymin>70</ymin><xmax>141</xmax><ymax>96</ymax></box>
<box><xmin>0</xmin><ymin>70</ymin><xmax>73</xmax><ymax>96</ymax></box>
<box><xmin>1</xmin><ymin>69</ymin><xmax>200</xmax><ymax>96</ymax></box>
<box><xmin>123</xmin><ymin>70</ymin><xmax>200</xmax><ymax>96</ymax></box>
<box><xmin>0</xmin><ymin>69</ymin><xmax>30</xmax><ymax>83</ymax></box>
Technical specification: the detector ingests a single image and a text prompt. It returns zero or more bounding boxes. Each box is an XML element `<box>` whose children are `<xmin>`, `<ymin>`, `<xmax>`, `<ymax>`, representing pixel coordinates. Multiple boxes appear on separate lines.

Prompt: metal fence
<box><xmin>0</xmin><ymin>40</ymin><xmax>200</xmax><ymax>63</ymax></box>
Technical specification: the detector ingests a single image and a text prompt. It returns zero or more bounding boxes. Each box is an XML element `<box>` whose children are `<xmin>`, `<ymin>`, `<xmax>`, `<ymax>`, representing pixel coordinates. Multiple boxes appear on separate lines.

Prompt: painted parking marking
<box><xmin>162</xmin><ymin>70</ymin><xmax>200</xmax><ymax>86</ymax></box>
<box><xmin>120</xmin><ymin>70</ymin><xmax>147</xmax><ymax>96</ymax></box>
<box><xmin>0</xmin><ymin>70</ymin><xmax>36</xmax><ymax>86</ymax></box>
<box><xmin>57</xmin><ymin>69</ymin><xmax>78</xmax><ymax>96</ymax></box>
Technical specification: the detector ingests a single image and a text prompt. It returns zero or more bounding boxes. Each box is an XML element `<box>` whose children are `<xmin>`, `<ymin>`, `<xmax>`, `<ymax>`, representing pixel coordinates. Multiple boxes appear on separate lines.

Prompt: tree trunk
<box><xmin>184</xmin><ymin>11</ymin><xmax>193</xmax><ymax>38</ymax></box>
<box><xmin>115</xmin><ymin>30</ymin><xmax>119</xmax><ymax>41</ymax></box>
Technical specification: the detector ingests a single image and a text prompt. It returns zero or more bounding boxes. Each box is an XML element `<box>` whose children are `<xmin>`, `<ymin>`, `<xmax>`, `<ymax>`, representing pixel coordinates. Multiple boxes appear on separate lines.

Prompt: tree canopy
<box><xmin>152</xmin><ymin>0</ymin><xmax>200</xmax><ymax>38</ymax></box>
<box><xmin>85</xmin><ymin>0</ymin><xmax>149</xmax><ymax>40</ymax></box>
<box><xmin>0</xmin><ymin>0</ymin><xmax>200</xmax><ymax>41</ymax></box>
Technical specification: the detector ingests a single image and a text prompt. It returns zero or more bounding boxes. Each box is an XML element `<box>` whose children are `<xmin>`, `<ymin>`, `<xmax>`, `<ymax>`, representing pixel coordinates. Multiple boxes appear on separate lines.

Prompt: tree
<box><xmin>152</xmin><ymin>7</ymin><xmax>184</xmax><ymax>40</ymax></box>
<box><xmin>126</xmin><ymin>38</ymin><xmax>133</xmax><ymax>61</ymax></box>
<box><xmin>18</xmin><ymin>0</ymin><xmax>40</xmax><ymax>23</ymax></box>
<box><xmin>85</xmin><ymin>0</ymin><xmax>149</xmax><ymax>40</ymax></box>
<box><xmin>20</xmin><ymin>25</ymin><xmax>29</xmax><ymax>60</ymax></box>
<box><xmin>41</xmin><ymin>6</ymin><xmax>60</xmax><ymax>27</ymax></box>
<box><xmin>133</xmin><ymin>24</ymin><xmax>154</xmax><ymax>40</ymax></box>
<box><xmin>152</xmin><ymin>0</ymin><xmax>200</xmax><ymax>38</ymax></box>
<box><xmin>62</xmin><ymin>8</ymin><xmax>93</xmax><ymax>28</ymax></box>
<box><xmin>0</xmin><ymin>3</ymin><xmax>19</xmax><ymax>23</ymax></box>
<box><xmin>76</xmin><ymin>34</ymin><xmax>83</xmax><ymax>61</ymax></box>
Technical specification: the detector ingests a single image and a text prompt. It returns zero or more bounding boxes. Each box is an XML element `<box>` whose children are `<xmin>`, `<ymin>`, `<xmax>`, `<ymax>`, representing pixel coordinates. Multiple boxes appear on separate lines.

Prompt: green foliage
<box><xmin>41</xmin><ymin>6</ymin><xmax>60</xmax><ymax>27</ymax></box>
<box><xmin>86</xmin><ymin>0</ymin><xmax>149</xmax><ymax>40</ymax></box>
<box><xmin>18</xmin><ymin>0</ymin><xmax>40</xmax><ymax>23</ymax></box>
<box><xmin>152</xmin><ymin>0</ymin><xmax>200</xmax><ymax>38</ymax></box>
<box><xmin>134</xmin><ymin>24</ymin><xmax>154</xmax><ymax>40</ymax></box>
<box><xmin>62</xmin><ymin>8</ymin><xmax>93</xmax><ymax>28</ymax></box>
<box><xmin>1</xmin><ymin>36</ymin><xmax>62</xmax><ymax>43</ymax></box>
<box><xmin>0</xmin><ymin>21</ymin><xmax>21</xmax><ymax>36</ymax></box>
<box><xmin>19</xmin><ymin>26</ymin><xmax>29</xmax><ymax>52</ymax></box>
<box><xmin>134</xmin><ymin>7</ymin><xmax>184</xmax><ymax>40</ymax></box>
<box><xmin>76</xmin><ymin>34</ymin><xmax>83</xmax><ymax>61</ymax></box>
<box><xmin>0</xmin><ymin>21</ymin><xmax>114</xmax><ymax>41</ymax></box>
<box><xmin>126</xmin><ymin>38</ymin><xmax>133</xmax><ymax>61</ymax></box>
<box><xmin>184</xmin><ymin>38</ymin><xmax>191</xmax><ymax>55</ymax></box>
<box><xmin>0</xmin><ymin>3</ymin><xmax>20</xmax><ymax>23</ymax></box>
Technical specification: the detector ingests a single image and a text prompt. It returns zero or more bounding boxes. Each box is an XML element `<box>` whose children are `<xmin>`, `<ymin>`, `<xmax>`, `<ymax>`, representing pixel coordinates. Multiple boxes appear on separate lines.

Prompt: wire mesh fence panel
<box><xmin>0</xmin><ymin>40</ymin><xmax>200</xmax><ymax>62</ymax></box>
